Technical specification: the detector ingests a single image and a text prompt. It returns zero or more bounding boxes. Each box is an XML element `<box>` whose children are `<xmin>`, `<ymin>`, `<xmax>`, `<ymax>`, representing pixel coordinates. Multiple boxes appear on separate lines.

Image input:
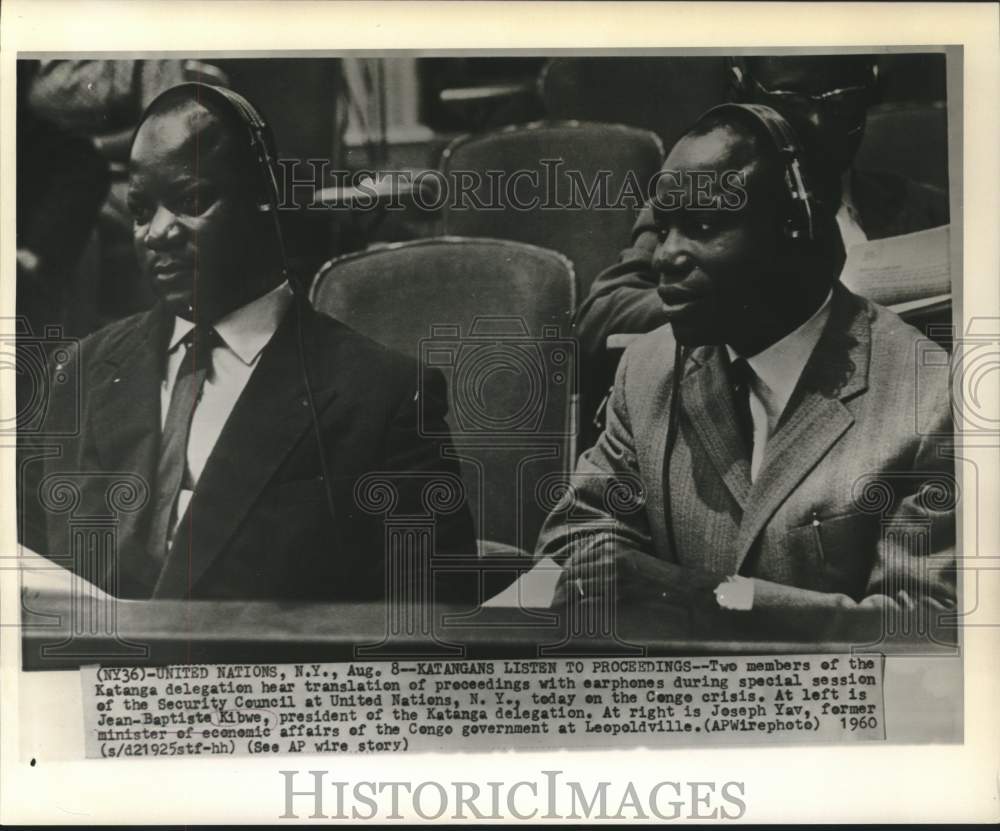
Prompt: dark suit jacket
<box><xmin>20</xmin><ymin>302</ymin><xmax>476</xmax><ymax>602</ymax></box>
<box><xmin>537</xmin><ymin>286</ymin><xmax>956</xmax><ymax>610</ymax></box>
<box><xmin>576</xmin><ymin>168</ymin><xmax>950</xmax><ymax>369</ymax></box>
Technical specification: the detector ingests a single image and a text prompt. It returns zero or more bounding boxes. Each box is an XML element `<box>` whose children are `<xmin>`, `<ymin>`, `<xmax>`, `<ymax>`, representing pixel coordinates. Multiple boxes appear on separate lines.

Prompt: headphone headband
<box><xmin>697</xmin><ymin>102</ymin><xmax>816</xmax><ymax>242</ymax></box>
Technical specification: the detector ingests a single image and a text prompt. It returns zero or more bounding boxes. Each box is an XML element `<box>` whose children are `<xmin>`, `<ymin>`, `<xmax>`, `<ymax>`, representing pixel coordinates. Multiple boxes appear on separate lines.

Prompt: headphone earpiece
<box><xmin>700</xmin><ymin>102</ymin><xmax>817</xmax><ymax>243</ymax></box>
<box><xmin>205</xmin><ymin>84</ymin><xmax>283</xmax><ymax>212</ymax></box>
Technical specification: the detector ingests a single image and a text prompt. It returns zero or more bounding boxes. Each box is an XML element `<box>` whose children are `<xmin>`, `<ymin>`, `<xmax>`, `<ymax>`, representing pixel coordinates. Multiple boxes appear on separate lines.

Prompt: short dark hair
<box><xmin>685</xmin><ymin>107</ymin><xmax>779</xmax><ymax>171</ymax></box>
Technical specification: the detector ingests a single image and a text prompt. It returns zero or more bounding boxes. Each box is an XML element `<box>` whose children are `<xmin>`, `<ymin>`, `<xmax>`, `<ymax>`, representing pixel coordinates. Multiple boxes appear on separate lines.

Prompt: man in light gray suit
<box><xmin>536</xmin><ymin>103</ymin><xmax>956</xmax><ymax>613</ymax></box>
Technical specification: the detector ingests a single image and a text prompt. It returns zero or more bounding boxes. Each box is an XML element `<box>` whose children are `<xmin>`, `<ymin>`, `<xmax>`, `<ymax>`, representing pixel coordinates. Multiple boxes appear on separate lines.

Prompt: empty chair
<box><xmin>311</xmin><ymin>237</ymin><xmax>577</xmax><ymax>554</ymax></box>
<box><xmin>439</xmin><ymin>121</ymin><xmax>663</xmax><ymax>296</ymax></box>
<box><xmin>539</xmin><ymin>56</ymin><xmax>729</xmax><ymax>154</ymax></box>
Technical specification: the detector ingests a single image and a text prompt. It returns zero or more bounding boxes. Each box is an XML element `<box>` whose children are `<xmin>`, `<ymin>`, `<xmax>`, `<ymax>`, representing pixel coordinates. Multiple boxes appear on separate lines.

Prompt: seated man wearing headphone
<box><xmin>20</xmin><ymin>83</ymin><xmax>476</xmax><ymax>602</ymax></box>
<box><xmin>536</xmin><ymin>104</ymin><xmax>955</xmax><ymax>613</ymax></box>
<box><xmin>576</xmin><ymin>54</ymin><xmax>950</xmax><ymax>412</ymax></box>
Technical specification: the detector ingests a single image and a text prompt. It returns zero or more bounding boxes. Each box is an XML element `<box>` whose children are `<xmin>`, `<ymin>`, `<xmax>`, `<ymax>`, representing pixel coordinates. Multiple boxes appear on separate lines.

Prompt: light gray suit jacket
<box><xmin>537</xmin><ymin>285</ymin><xmax>956</xmax><ymax>609</ymax></box>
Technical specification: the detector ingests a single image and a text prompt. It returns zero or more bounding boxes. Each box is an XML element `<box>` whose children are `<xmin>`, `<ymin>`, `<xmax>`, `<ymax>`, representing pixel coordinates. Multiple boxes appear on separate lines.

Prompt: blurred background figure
<box><xmin>728</xmin><ymin>55</ymin><xmax>948</xmax><ymax>241</ymax></box>
<box><xmin>16</xmin><ymin>61</ymin><xmax>111</xmax><ymax>337</ymax></box>
<box><xmin>27</xmin><ymin>59</ymin><xmax>192</xmax><ymax>163</ymax></box>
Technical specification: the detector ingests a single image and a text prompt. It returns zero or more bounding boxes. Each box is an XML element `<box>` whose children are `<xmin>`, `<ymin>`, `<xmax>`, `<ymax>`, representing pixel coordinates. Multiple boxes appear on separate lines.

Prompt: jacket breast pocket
<box><xmin>787</xmin><ymin>511</ymin><xmax>881</xmax><ymax>597</ymax></box>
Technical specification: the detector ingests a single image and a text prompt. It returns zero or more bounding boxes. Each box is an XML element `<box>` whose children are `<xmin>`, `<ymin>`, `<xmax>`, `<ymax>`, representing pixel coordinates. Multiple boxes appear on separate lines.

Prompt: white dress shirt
<box><xmin>726</xmin><ymin>290</ymin><xmax>833</xmax><ymax>482</ymax></box>
<box><xmin>161</xmin><ymin>281</ymin><xmax>294</xmax><ymax>531</ymax></box>
<box><xmin>835</xmin><ymin>169</ymin><xmax>868</xmax><ymax>253</ymax></box>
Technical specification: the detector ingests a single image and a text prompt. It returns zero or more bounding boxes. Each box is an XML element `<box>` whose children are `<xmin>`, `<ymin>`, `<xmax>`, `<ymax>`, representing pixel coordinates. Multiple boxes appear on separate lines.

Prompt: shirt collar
<box><xmin>726</xmin><ymin>289</ymin><xmax>833</xmax><ymax>417</ymax></box>
<box><xmin>167</xmin><ymin>316</ymin><xmax>195</xmax><ymax>352</ymax></box>
<box><xmin>166</xmin><ymin>281</ymin><xmax>294</xmax><ymax>365</ymax></box>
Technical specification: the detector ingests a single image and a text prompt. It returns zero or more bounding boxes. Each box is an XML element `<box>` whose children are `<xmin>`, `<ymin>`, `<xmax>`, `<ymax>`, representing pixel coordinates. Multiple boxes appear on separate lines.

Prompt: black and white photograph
<box><xmin>15</xmin><ymin>49</ymin><xmax>959</xmax><ymax>652</ymax></box>
<box><xmin>2</xmin><ymin>0</ymin><xmax>997</xmax><ymax>825</ymax></box>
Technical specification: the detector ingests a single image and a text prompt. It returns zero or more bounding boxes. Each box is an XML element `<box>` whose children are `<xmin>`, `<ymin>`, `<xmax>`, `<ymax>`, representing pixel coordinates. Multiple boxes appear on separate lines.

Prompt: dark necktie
<box><xmin>145</xmin><ymin>326</ymin><xmax>216</xmax><ymax>580</ymax></box>
<box><xmin>728</xmin><ymin>356</ymin><xmax>755</xmax><ymax>460</ymax></box>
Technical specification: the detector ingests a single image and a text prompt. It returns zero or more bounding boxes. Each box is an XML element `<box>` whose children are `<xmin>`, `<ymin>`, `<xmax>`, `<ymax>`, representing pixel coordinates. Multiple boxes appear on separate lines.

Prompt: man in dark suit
<box><xmin>20</xmin><ymin>84</ymin><xmax>476</xmax><ymax>602</ymax></box>
<box><xmin>576</xmin><ymin>54</ymin><xmax>950</xmax><ymax>387</ymax></box>
<box><xmin>536</xmin><ymin>104</ymin><xmax>955</xmax><ymax>613</ymax></box>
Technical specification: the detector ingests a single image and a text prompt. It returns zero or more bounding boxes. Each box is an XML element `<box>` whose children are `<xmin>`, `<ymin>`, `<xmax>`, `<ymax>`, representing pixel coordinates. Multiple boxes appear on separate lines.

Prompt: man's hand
<box><xmin>552</xmin><ymin>539</ymin><xmax>721</xmax><ymax>608</ymax></box>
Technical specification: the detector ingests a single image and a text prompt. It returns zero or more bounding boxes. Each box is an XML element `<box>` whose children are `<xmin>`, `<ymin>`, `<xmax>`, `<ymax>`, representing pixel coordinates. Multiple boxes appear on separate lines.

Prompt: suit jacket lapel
<box><xmin>89</xmin><ymin>307</ymin><xmax>170</xmax><ymax>591</ymax></box>
<box><xmin>152</xmin><ymin>305</ymin><xmax>342</xmax><ymax>597</ymax></box>
<box><xmin>733</xmin><ymin>287</ymin><xmax>871</xmax><ymax>571</ymax></box>
<box><xmin>91</xmin><ymin>308</ymin><xmax>168</xmax><ymax>473</ymax></box>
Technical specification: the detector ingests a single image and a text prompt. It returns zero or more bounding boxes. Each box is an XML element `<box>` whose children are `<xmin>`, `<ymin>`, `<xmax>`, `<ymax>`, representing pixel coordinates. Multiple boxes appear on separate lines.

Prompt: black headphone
<box><xmin>141</xmin><ymin>82</ymin><xmax>293</xmax><ymax>287</ymax></box>
<box><xmin>697</xmin><ymin>102</ymin><xmax>817</xmax><ymax>243</ymax></box>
